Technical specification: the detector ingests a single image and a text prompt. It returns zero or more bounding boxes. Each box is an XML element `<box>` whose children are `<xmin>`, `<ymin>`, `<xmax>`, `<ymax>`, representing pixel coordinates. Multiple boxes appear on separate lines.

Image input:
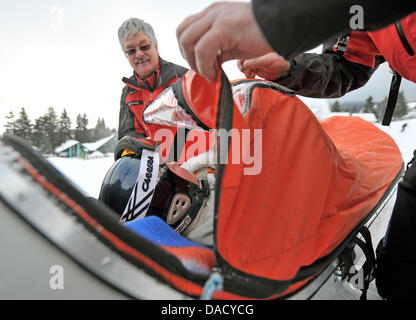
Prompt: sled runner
<box><xmin>0</xmin><ymin>70</ymin><xmax>403</xmax><ymax>299</ymax></box>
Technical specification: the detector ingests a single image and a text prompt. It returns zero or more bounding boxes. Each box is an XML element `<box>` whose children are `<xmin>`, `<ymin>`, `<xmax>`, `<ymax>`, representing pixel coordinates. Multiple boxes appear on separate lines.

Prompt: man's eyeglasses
<box><xmin>124</xmin><ymin>44</ymin><xmax>152</xmax><ymax>56</ymax></box>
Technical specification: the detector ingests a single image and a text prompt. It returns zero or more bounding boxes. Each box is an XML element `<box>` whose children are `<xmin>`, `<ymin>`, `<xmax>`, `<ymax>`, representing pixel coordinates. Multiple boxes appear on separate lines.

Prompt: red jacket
<box><xmin>118</xmin><ymin>57</ymin><xmax>188</xmax><ymax>139</ymax></box>
<box><xmin>344</xmin><ymin>13</ymin><xmax>416</xmax><ymax>82</ymax></box>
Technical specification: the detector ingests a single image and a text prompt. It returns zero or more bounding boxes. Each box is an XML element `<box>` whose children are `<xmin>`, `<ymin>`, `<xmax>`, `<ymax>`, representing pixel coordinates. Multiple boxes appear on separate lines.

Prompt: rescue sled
<box><xmin>0</xmin><ymin>70</ymin><xmax>403</xmax><ymax>299</ymax></box>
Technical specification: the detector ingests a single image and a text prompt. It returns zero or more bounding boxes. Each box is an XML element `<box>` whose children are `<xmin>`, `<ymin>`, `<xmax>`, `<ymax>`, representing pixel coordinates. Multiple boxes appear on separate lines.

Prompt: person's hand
<box><xmin>176</xmin><ymin>2</ymin><xmax>273</xmax><ymax>82</ymax></box>
<box><xmin>237</xmin><ymin>53</ymin><xmax>291</xmax><ymax>80</ymax></box>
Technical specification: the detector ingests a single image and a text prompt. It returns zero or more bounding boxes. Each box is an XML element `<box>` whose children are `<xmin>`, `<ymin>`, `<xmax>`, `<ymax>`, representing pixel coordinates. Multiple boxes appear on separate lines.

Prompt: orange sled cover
<box><xmin>181</xmin><ymin>70</ymin><xmax>403</xmax><ymax>297</ymax></box>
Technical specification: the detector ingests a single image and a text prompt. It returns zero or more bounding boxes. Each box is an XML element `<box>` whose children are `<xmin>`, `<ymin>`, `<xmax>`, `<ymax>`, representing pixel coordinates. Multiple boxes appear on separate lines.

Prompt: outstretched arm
<box><xmin>277</xmin><ymin>52</ymin><xmax>378</xmax><ymax>98</ymax></box>
<box><xmin>177</xmin><ymin>0</ymin><xmax>415</xmax><ymax>82</ymax></box>
<box><xmin>237</xmin><ymin>37</ymin><xmax>383</xmax><ymax>99</ymax></box>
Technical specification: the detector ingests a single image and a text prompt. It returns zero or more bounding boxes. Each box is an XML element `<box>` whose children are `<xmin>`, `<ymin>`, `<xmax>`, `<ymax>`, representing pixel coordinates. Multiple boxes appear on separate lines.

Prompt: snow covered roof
<box><xmin>55</xmin><ymin>140</ymin><xmax>80</xmax><ymax>153</ymax></box>
<box><xmin>83</xmin><ymin>135</ymin><xmax>117</xmax><ymax>152</ymax></box>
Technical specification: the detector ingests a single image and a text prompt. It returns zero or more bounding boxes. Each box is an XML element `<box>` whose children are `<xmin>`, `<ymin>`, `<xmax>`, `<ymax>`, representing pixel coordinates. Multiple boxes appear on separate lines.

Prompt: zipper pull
<box><xmin>200</xmin><ymin>267</ymin><xmax>223</xmax><ymax>300</ymax></box>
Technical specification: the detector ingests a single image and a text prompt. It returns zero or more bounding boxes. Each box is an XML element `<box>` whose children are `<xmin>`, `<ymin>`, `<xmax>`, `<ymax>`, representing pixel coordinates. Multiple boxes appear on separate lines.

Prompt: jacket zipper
<box><xmin>395</xmin><ymin>20</ymin><xmax>415</xmax><ymax>56</ymax></box>
<box><xmin>123</xmin><ymin>79</ymin><xmax>155</xmax><ymax>107</ymax></box>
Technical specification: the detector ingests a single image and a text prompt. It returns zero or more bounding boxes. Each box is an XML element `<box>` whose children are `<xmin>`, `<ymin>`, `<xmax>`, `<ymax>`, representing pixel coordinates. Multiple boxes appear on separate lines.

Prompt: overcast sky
<box><xmin>1</xmin><ymin>0</ymin><xmax>415</xmax><ymax>134</ymax></box>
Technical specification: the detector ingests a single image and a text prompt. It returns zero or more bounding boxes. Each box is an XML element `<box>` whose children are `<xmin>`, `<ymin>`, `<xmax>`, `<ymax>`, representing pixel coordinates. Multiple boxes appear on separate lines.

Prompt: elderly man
<box><xmin>118</xmin><ymin>18</ymin><xmax>188</xmax><ymax>139</ymax></box>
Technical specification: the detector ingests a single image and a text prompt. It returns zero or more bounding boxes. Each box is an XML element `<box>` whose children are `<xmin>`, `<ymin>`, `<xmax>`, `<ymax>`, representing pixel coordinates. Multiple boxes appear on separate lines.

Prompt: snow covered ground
<box><xmin>47</xmin><ymin>117</ymin><xmax>416</xmax><ymax>198</ymax></box>
<box><xmin>47</xmin><ymin>156</ymin><xmax>114</xmax><ymax>198</ymax></box>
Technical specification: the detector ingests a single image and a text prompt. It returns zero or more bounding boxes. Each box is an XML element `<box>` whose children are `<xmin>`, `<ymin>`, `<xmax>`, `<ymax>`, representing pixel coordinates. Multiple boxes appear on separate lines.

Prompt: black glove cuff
<box><xmin>114</xmin><ymin>136</ymin><xmax>158</xmax><ymax>161</ymax></box>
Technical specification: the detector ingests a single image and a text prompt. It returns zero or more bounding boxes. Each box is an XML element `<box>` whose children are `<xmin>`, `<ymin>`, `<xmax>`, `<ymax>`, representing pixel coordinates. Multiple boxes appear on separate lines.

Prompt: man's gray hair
<box><xmin>118</xmin><ymin>18</ymin><xmax>158</xmax><ymax>49</ymax></box>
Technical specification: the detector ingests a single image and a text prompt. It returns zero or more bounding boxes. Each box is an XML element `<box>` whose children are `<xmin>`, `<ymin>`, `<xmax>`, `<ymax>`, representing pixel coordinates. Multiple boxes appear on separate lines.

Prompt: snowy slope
<box><xmin>47</xmin><ymin>118</ymin><xmax>416</xmax><ymax>197</ymax></box>
<box><xmin>376</xmin><ymin>118</ymin><xmax>416</xmax><ymax>163</ymax></box>
<box><xmin>48</xmin><ymin>156</ymin><xmax>114</xmax><ymax>198</ymax></box>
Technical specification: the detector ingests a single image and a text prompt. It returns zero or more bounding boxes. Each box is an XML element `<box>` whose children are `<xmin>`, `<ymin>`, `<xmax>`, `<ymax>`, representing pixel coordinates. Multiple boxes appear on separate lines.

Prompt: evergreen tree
<box><xmin>363</xmin><ymin>96</ymin><xmax>375</xmax><ymax>113</ymax></box>
<box><xmin>331</xmin><ymin>100</ymin><xmax>342</xmax><ymax>112</ymax></box>
<box><xmin>74</xmin><ymin>113</ymin><xmax>92</xmax><ymax>142</ymax></box>
<box><xmin>4</xmin><ymin>111</ymin><xmax>16</xmax><ymax>134</ymax></box>
<box><xmin>374</xmin><ymin>92</ymin><xmax>409</xmax><ymax>122</ymax></box>
<box><xmin>3</xmin><ymin>107</ymin><xmax>116</xmax><ymax>153</ymax></box>
<box><xmin>57</xmin><ymin>108</ymin><xmax>73</xmax><ymax>146</ymax></box>
<box><xmin>32</xmin><ymin>115</ymin><xmax>49</xmax><ymax>153</ymax></box>
<box><xmin>42</xmin><ymin>107</ymin><xmax>60</xmax><ymax>154</ymax></box>
<box><xmin>374</xmin><ymin>97</ymin><xmax>388</xmax><ymax>122</ymax></box>
<box><xmin>13</xmin><ymin>107</ymin><xmax>33</xmax><ymax>142</ymax></box>
<box><xmin>93</xmin><ymin>117</ymin><xmax>112</xmax><ymax>140</ymax></box>
<box><xmin>351</xmin><ymin>105</ymin><xmax>359</xmax><ymax>114</ymax></box>
<box><xmin>393</xmin><ymin>91</ymin><xmax>408</xmax><ymax>119</ymax></box>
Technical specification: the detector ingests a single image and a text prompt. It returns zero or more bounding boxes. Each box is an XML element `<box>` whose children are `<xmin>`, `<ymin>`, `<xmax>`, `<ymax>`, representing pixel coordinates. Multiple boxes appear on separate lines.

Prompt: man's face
<box><xmin>123</xmin><ymin>32</ymin><xmax>159</xmax><ymax>78</ymax></box>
